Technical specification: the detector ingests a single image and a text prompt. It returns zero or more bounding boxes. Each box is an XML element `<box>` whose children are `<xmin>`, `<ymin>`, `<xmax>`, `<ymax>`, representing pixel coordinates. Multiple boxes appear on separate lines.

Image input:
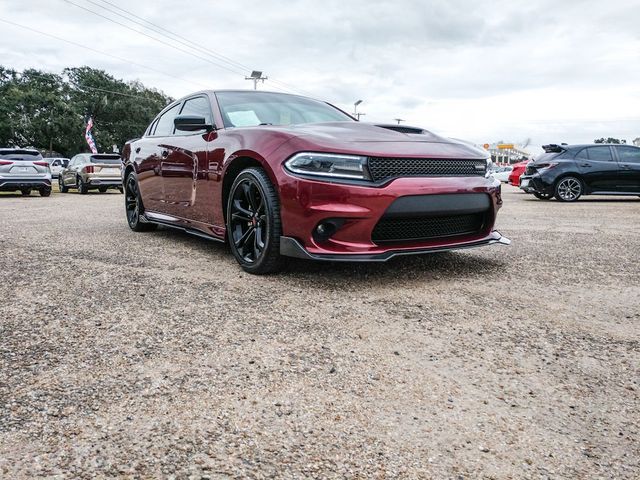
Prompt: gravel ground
<box><xmin>0</xmin><ymin>185</ymin><xmax>638</xmax><ymax>479</ymax></box>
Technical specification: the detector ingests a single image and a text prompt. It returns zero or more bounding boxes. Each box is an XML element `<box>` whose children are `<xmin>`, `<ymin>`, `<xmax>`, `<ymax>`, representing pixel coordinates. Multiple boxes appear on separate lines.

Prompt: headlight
<box><xmin>284</xmin><ymin>152</ymin><xmax>370</xmax><ymax>180</ymax></box>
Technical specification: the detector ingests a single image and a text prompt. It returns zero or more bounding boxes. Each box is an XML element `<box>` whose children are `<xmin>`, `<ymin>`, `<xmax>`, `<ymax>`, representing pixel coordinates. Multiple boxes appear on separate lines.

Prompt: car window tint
<box><xmin>180</xmin><ymin>96</ymin><xmax>212</xmax><ymax>125</ymax></box>
<box><xmin>586</xmin><ymin>147</ymin><xmax>613</xmax><ymax>161</ymax></box>
<box><xmin>575</xmin><ymin>148</ymin><xmax>589</xmax><ymax>160</ymax></box>
<box><xmin>616</xmin><ymin>146</ymin><xmax>640</xmax><ymax>164</ymax></box>
<box><xmin>154</xmin><ymin>103</ymin><xmax>180</xmax><ymax>136</ymax></box>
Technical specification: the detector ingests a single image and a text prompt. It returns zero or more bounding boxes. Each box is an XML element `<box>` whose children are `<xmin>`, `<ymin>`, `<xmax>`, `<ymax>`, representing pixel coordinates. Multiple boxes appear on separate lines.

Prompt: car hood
<box><xmin>260</xmin><ymin>122</ymin><xmax>488</xmax><ymax>159</ymax></box>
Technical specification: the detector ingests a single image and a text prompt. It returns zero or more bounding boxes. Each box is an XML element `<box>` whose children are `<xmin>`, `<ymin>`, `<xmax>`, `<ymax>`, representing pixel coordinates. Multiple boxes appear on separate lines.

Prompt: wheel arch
<box><xmin>553</xmin><ymin>171</ymin><xmax>586</xmax><ymax>190</ymax></box>
<box><xmin>221</xmin><ymin>154</ymin><xmax>278</xmax><ymax>222</ymax></box>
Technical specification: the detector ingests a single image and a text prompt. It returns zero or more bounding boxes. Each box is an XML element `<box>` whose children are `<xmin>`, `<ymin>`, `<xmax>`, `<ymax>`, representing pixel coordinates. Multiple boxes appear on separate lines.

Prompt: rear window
<box><xmin>90</xmin><ymin>155</ymin><xmax>121</xmax><ymax>165</ymax></box>
<box><xmin>534</xmin><ymin>152</ymin><xmax>560</xmax><ymax>163</ymax></box>
<box><xmin>0</xmin><ymin>149</ymin><xmax>43</xmax><ymax>161</ymax></box>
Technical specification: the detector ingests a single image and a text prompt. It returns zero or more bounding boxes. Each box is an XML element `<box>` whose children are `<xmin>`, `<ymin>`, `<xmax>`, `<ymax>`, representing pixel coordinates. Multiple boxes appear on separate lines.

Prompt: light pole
<box><xmin>394</xmin><ymin>118</ymin><xmax>405</xmax><ymax>125</ymax></box>
<box><xmin>245</xmin><ymin>70</ymin><xmax>268</xmax><ymax>90</ymax></box>
<box><xmin>353</xmin><ymin>100</ymin><xmax>364</xmax><ymax>121</ymax></box>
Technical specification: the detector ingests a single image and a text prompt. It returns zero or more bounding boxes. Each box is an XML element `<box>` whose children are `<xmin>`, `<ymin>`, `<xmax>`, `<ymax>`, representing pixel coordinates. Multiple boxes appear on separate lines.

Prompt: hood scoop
<box><xmin>375</xmin><ymin>124</ymin><xmax>426</xmax><ymax>135</ymax></box>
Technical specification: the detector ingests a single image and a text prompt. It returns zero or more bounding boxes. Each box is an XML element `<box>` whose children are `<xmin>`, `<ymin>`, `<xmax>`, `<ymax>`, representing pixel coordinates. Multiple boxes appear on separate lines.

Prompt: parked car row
<box><xmin>0</xmin><ymin>148</ymin><xmax>123</xmax><ymax>196</ymax></box>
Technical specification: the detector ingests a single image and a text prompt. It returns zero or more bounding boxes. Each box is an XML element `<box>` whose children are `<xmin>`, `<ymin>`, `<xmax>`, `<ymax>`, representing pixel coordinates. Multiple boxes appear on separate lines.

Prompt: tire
<box><xmin>77</xmin><ymin>176</ymin><xmax>88</xmax><ymax>194</ymax></box>
<box><xmin>98</xmin><ymin>186</ymin><xmax>107</xmax><ymax>193</ymax></box>
<box><xmin>39</xmin><ymin>187</ymin><xmax>51</xmax><ymax>197</ymax></box>
<box><xmin>226</xmin><ymin>167</ymin><xmax>283</xmax><ymax>274</ymax></box>
<box><xmin>533</xmin><ymin>192</ymin><xmax>553</xmax><ymax>200</ymax></box>
<box><xmin>125</xmin><ymin>172</ymin><xmax>157</xmax><ymax>232</ymax></box>
<box><xmin>554</xmin><ymin>176</ymin><xmax>583</xmax><ymax>202</ymax></box>
<box><xmin>20</xmin><ymin>189</ymin><xmax>31</xmax><ymax>196</ymax></box>
<box><xmin>59</xmin><ymin>176</ymin><xmax>68</xmax><ymax>193</ymax></box>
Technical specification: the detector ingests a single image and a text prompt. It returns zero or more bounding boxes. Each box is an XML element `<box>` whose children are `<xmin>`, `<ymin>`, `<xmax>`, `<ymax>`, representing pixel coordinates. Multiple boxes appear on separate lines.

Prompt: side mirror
<box><xmin>174</xmin><ymin>114</ymin><xmax>214</xmax><ymax>132</ymax></box>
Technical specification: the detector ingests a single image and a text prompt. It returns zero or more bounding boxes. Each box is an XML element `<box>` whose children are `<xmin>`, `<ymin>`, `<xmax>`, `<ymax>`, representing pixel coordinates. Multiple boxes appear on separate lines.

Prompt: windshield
<box><xmin>215</xmin><ymin>92</ymin><xmax>353</xmax><ymax>128</ymax></box>
<box><xmin>0</xmin><ymin>149</ymin><xmax>43</xmax><ymax>161</ymax></box>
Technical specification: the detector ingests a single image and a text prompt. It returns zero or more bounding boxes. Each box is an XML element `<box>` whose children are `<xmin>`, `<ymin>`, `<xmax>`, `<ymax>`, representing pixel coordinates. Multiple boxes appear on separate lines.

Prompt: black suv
<box><xmin>520</xmin><ymin>144</ymin><xmax>640</xmax><ymax>201</ymax></box>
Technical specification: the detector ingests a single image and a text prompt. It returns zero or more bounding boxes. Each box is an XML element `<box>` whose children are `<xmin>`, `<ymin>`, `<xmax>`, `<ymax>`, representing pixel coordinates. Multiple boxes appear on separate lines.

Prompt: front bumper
<box><xmin>0</xmin><ymin>177</ymin><xmax>51</xmax><ymax>191</ymax></box>
<box><xmin>277</xmin><ymin>174</ymin><xmax>506</xmax><ymax>258</ymax></box>
<box><xmin>280</xmin><ymin>231</ymin><xmax>511</xmax><ymax>261</ymax></box>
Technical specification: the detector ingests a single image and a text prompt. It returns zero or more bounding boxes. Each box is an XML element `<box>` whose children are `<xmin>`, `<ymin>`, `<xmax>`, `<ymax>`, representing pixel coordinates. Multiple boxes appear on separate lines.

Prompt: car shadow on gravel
<box><xmin>152</xmin><ymin>225</ymin><xmax>506</xmax><ymax>282</ymax></box>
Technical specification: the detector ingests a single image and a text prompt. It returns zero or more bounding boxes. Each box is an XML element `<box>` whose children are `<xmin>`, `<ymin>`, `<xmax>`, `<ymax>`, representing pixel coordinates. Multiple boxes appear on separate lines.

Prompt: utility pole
<box><xmin>245</xmin><ymin>70</ymin><xmax>268</xmax><ymax>90</ymax></box>
<box><xmin>394</xmin><ymin>118</ymin><xmax>405</xmax><ymax>125</ymax></box>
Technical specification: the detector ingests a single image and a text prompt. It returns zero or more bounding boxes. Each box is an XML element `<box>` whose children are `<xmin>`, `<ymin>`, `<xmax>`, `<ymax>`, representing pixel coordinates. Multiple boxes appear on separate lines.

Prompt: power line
<box><xmin>75</xmin><ymin>0</ymin><xmax>315</xmax><ymax>97</ymax></box>
<box><xmin>0</xmin><ymin>17</ymin><xmax>209</xmax><ymax>90</ymax></box>
<box><xmin>61</xmin><ymin>0</ymin><xmax>250</xmax><ymax>77</ymax></box>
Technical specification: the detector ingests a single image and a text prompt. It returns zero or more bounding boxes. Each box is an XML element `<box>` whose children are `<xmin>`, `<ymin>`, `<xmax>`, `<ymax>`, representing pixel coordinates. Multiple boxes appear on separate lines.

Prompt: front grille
<box><xmin>367</xmin><ymin>157</ymin><xmax>485</xmax><ymax>182</ymax></box>
<box><xmin>372</xmin><ymin>213</ymin><xmax>485</xmax><ymax>244</ymax></box>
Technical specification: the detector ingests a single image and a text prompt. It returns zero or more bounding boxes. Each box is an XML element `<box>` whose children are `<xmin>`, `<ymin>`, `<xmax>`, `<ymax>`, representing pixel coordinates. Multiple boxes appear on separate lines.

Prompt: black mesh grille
<box><xmin>372</xmin><ymin>213</ymin><xmax>485</xmax><ymax>244</ymax></box>
<box><xmin>368</xmin><ymin>157</ymin><xmax>486</xmax><ymax>182</ymax></box>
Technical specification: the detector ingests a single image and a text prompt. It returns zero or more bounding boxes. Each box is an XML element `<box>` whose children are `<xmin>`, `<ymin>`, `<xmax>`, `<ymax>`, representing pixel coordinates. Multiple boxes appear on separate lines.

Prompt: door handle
<box><xmin>161</xmin><ymin>150</ymin><xmax>169</xmax><ymax>158</ymax></box>
<box><xmin>621</xmin><ymin>164</ymin><xmax>631</xmax><ymax>170</ymax></box>
<box><xmin>579</xmin><ymin>163</ymin><xmax>591</xmax><ymax>167</ymax></box>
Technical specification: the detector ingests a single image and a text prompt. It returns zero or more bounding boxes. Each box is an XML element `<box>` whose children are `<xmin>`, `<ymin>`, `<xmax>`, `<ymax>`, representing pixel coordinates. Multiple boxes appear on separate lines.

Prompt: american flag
<box><xmin>85</xmin><ymin>117</ymin><xmax>98</xmax><ymax>154</ymax></box>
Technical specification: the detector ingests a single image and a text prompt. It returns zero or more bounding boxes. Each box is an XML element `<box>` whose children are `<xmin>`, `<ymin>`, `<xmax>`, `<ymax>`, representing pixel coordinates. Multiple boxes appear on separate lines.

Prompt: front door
<box><xmin>614</xmin><ymin>145</ymin><xmax>640</xmax><ymax>193</ymax></box>
<box><xmin>575</xmin><ymin>146</ymin><xmax>619</xmax><ymax>192</ymax></box>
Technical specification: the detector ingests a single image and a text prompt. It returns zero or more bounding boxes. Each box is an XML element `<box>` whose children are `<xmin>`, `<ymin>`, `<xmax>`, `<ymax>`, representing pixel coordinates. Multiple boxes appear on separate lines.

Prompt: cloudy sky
<box><xmin>1</xmin><ymin>0</ymin><xmax>639</xmax><ymax>153</ymax></box>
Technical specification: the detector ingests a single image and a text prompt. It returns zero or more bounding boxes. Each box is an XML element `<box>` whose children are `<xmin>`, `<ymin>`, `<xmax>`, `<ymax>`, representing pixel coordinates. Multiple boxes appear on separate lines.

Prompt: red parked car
<box><xmin>508</xmin><ymin>160</ymin><xmax>529</xmax><ymax>186</ymax></box>
<box><xmin>122</xmin><ymin>91</ymin><xmax>510</xmax><ymax>274</ymax></box>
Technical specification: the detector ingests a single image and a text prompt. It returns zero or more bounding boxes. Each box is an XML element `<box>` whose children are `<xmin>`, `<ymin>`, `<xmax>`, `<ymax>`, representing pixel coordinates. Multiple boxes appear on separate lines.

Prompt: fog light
<box><xmin>313</xmin><ymin>219</ymin><xmax>345</xmax><ymax>243</ymax></box>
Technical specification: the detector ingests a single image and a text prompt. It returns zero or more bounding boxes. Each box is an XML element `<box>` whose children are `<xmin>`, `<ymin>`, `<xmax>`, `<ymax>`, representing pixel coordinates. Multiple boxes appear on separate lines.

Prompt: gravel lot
<box><xmin>1</xmin><ymin>185</ymin><xmax>638</xmax><ymax>479</ymax></box>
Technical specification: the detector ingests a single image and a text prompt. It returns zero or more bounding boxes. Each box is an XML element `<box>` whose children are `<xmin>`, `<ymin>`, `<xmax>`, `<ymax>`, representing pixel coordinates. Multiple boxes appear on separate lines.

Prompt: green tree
<box><xmin>594</xmin><ymin>137</ymin><xmax>627</xmax><ymax>144</ymax></box>
<box><xmin>0</xmin><ymin>65</ymin><xmax>173</xmax><ymax>157</ymax></box>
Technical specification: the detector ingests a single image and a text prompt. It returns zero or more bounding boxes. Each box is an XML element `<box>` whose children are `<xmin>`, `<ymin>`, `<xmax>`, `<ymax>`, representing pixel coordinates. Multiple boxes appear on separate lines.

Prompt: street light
<box><xmin>394</xmin><ymin>118</ymin><xmax>405</xmax><ymax>125</ymax></box>
<box><xmin>353</xmin><ymin>100</ymin><xmax>364</xmax><ymax>120</ymax></box>
<box><xmin>245</xmin><ymin>70</ymin><xmax>268</xmax><ymax>90</ymax></box>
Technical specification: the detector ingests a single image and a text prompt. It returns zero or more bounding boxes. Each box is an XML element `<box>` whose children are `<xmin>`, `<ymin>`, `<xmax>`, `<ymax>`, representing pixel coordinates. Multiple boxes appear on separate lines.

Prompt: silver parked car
<box><xmin>59</xmin><ymin>153</ymin><xmax>123</xmax><ymax>194</ymax></box>
<box><xmin>0</xmin><ymin>148</ymin><xmax>52</xmax><ymax>196</ymax></box>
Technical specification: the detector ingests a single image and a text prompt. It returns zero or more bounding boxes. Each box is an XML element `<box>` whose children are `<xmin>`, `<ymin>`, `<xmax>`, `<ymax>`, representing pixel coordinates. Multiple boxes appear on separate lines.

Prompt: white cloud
<box><xmin>1</xmin><ymin>0</ymin><xmax>639</xmax><ymax>149</ymax></box>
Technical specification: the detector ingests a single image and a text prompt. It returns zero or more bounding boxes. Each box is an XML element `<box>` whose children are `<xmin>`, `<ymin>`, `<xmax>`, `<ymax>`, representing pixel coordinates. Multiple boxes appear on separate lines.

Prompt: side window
<box><xmin>575</xmin><ymin>148</ymin><xmax>589</xmax><ymax>160</ymax></box>
<box><xmin>586</xmin><ymin>146</ymin><xmax>613</xmax><ymax>162</ymax></box>
<box><xmin>52</xmin><ymin>160</ymin><xmax>61</xmax><ymax>166</ymax></box>
<box><xmin>146</xmin><ymin>118</ymin><xmax>159</xmax><ymax>136</ymax></box>
<box><xmin>153</xmin><ymin>103</ymin><xmax>180</xmax><ymax>136</ymax></box>
<box><xmin>179</xmin><ymin>96</ymin><xmax>213</xmax><ymax>126</ymax></box>
<box><xmin>616</xmin><ymin>146</ymin><xmax>640</xmax><ymax>164</ymax></box>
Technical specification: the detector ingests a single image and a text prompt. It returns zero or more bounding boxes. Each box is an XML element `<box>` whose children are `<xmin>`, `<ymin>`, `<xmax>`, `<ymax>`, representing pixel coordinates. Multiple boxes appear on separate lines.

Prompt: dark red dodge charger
<box><xmin>122</xmin><ymin>90</ymin><xmax>510</xmax><ymax>274</ymax></box>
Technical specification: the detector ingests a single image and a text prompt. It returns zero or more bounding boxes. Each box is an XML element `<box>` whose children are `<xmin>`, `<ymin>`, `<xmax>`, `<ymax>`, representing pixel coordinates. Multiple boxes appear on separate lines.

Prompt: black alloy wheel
<box><xmin>555</xmin><ymin>176</ymin><xmax>583</xmax><ymax>202</ymax></box>
<box><xmin>227</xmin><ymin>167</ymin><xmax>283</xmax><ymax>274</ymax></box>
<box><xmin>77</xmin><ymin>176</ymin><xmax>88</xmax><ymax>194</ymax></box>
<box><xmin>59</xmin><ymin>176</ymin><xmax>68</xmax><ymax>193</ymax></box>
<box><xmin>533</xmin><ymin>192</ymin><xmax>553</xmax><ymax>200</ymax></box>
<box><xmin>39</xmin><ymin>187</ymin><xmax>51</xmax><ymax>197</ymax></box>
<box><xmin>125</xmin><ymin>173</ymin><xmax>156</xmax><ymax>232</ymax></box>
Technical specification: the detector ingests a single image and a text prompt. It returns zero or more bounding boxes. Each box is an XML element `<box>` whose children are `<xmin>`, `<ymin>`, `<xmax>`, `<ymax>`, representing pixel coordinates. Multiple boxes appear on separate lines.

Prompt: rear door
<box><xmin>575</xmin><ymin>146</ymin><xmax>619</xmax><ymax>192</ymax></box>
<box><xmin>614</xmin><ymin>146</ymin><xmax>640</xmax><ymax>192</ymax></box>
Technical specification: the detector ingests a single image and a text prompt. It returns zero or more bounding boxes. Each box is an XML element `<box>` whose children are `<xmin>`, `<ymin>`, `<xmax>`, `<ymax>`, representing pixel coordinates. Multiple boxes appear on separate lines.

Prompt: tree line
<box><xmin>0</xmin><ymin>66</ymin><xmax>173</xmax><ymax>157</ymax></box>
